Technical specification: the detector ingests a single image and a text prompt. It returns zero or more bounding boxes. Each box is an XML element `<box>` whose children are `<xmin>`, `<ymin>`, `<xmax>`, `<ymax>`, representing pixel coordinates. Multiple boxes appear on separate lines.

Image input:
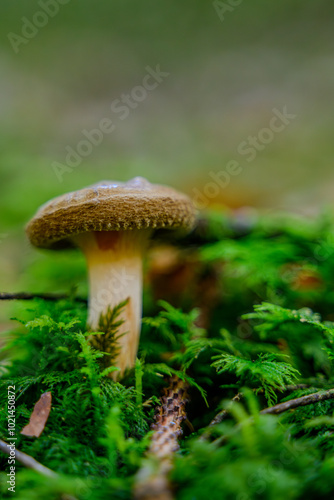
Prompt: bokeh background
<box><xmin>1</xmin><ymin>0</ymin><xmax>334</xmax><ymax>327</ymax></box>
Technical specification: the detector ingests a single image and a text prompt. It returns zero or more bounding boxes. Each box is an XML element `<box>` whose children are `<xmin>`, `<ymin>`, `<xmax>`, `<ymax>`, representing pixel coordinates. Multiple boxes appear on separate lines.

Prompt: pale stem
<box><xmin>72</xmin><ymin>230</ymin><xmax>151</xmax><ymax>376</ymax></box>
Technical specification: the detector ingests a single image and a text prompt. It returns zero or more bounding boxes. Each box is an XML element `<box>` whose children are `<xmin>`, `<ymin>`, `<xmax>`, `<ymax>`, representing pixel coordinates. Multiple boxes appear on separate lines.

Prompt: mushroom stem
<box><xmin>72</xmin><ymin>230</ymin><xmax>151</xmax><ymax>376</ymax></box>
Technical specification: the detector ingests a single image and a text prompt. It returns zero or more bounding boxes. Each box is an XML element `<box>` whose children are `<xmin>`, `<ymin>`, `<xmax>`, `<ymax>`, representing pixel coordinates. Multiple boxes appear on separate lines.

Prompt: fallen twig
<box><xmin>0</xmin><ymin>438</ymin><xmax>56</xmax><ymax>477</ymax></box>
<box><xmin>0</xmin><ymin>292</ymin><xmax>86</xmax><ymax>303</ymax></box>
<box><xmin>209</xmin><ymin>388</ymin><xmax>334</xmax><ymax>447</ymax></box>
<box><xmin>208</xmin><ymin>392</ymin><xmax>243</xmax><ymax>427</ymax></box>
<box><xmin>0</xmin><ymin>439</ymin><xmax>78</xmax><ymax>499</ymax></box>
<box><xmin>260</xmin><ymin>388</ymin><xmax>334</xmax><ymax>415</ymax></box>
<box><xmin>134</xmin><ymin>376</ymin><xmax>189</xmax><ymax>500</ymax></box>
<box><xmin>204</xmin><ymin>385</ymin><xmax>310</xmax><ymax>430</ymax></box>
<box><xmin>284</xmin><ymin>384</ymin><xmax>309</xmax><ymax>391</ymax></box>
<box><xmin>202</xmin><ymin>387</ymin><xmax>334</xmax><ymax>443</ymax></box>
<box><xmin>199</xmin><ymin>392</ymin><xmax>243</xmax><ymax>441</ymax></box>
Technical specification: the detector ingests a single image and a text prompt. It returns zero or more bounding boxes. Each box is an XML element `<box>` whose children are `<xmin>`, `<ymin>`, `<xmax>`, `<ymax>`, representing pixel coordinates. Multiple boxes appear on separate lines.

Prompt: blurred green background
<box><xmin>1</xmin><ymin>0</ymin><xmax>334</xmax><ymax>326</ymax></box>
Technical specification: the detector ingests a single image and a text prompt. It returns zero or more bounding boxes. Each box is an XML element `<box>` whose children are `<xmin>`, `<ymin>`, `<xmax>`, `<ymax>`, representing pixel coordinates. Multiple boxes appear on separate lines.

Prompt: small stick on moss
<box><xmin>209</xmin><ymin>392</ymin><xmax>244</xmax><ymax>427</ymax></box>
<box><xmin>204</xmin><ymin>385</ymin><xmax>311</xmax><ymax>429</ymax></box>
<box><xmin>260</xmin><ymin>388</ymin><xmax>334</xmax><ymax>415</ymax></box>
<box><xmin>199</xmin><ymin>392</ymin><xmax>243</xmax><ymax>441</ymax></box>
<box><xmin>203</xmin><ymin>387</ymin><xmax>334</xmax><ymax>442</ymax></box>
<box><xmin>134</xmin><ymin>376</ymin><xmax>189</xmax><ymax>500</ymax></box>
<box><xmin>0</xmin><ymin>439</ymin><xmax>78</xmax><ymax>500</ymax></box>
<box><xmin>210</xmin><ymin>388</ymin><xmax>334</xmax><ymax>447</ymax></box>
<box><xmin>0</xmin><ymin>292</ymin><xmax>86</xmax><ymax>303</ymax></box>
<box><xmin>284</xmin><ymin>384</ymin><xmax>309</xmax><ymax>391</ymax></box>
<box><xmin>0</xmin><ymin>438</ymin><xmax>56</xmax><ymax>477</ymax></box>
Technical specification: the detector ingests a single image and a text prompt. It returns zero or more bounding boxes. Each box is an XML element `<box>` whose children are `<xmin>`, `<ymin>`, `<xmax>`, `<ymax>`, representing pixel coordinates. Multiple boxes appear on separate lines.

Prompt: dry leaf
<box><xmin>20</xmin><ymin>392</ymin><xmax>52</xmax><ymax>438</ymax></box>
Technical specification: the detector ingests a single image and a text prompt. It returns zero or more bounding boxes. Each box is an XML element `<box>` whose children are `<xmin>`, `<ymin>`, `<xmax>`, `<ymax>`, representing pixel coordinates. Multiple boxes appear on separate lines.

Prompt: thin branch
<box><xmin>0</xmin><ymin>439</ymin><xmax>56</xmax><ymax>477</ymax></box>
<box><xmin>0</xmin><ymin>439</ymin><xmax>78</xmax><ymax>500</ymax></box>
<box><xmin>209</xmin><ymin>392</ymin><xmax>244</xmax><ymax>426</ymax></box>
<box><xmin>209</xmin><ymin>388</ymin><xmax>334</xmax><ymax>448</ymax></box>
<box><xmin>134</xmin><ymin>376</ymin><xmax>189</xmax><ymax>500</ymax></box>
<box><xmin>260</xmin><ymin>388</ymin><xmax>334</xmax><ymax>415</ymax></box>
<box><xmin>199</xmin><ymin>392</ymin><xmax>243</xmax><ymax>441</ymax></box>
<box><xmin>203</xmin><ymin>387</ymin><xmax>334</xmax><ymax>443</ymax></box>
<box><xmin>0</xmin><ymin>292</ymin><xmax>86</xmax><ymax>303</ymax></box>
<box><xmin>205</xmin><ymin>385</ymin><xmax>320</xmax><ymax>427</ymax></box>
<box><xmin>284</xmin><ymin>384</ymin><xmax>309</xmax><ymax>391</ymax></box>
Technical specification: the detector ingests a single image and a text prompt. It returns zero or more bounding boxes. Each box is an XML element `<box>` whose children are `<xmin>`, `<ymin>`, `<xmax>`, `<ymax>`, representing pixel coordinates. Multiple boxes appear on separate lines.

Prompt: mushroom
<box><xmin>26</xmin><ymin>177</ymin><xmax>195</xmax><ymax>377</ymax></box>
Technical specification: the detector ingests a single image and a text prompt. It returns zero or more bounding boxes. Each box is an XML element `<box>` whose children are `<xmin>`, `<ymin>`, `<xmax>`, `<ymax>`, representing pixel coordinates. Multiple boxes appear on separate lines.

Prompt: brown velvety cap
<box><xmin>26</xmin><ymin>177</ymin><xmax>196</xmax><ymax>249</ymax></box>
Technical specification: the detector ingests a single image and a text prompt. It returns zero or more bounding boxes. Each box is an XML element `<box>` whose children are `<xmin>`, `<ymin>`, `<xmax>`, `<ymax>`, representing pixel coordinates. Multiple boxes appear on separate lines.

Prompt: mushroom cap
<box><xmin>26</xmin><ymin>177</ymin><xmax>196</xmax><ymax>249</ymax></box>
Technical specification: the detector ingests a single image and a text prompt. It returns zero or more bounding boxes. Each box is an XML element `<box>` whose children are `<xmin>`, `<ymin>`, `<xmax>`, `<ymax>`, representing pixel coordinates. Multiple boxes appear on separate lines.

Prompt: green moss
<box><xmin>2</xmin><ymin>209</ymin><xmax>334</xmax><ymax>498</ymax></box>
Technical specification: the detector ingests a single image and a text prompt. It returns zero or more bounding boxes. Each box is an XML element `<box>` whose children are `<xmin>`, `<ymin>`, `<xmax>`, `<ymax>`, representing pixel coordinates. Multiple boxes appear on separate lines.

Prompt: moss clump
<box><xmin>2</xmin><ymin>209</ymin><xmax>334</xmax><ymax>499</ymax></box>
